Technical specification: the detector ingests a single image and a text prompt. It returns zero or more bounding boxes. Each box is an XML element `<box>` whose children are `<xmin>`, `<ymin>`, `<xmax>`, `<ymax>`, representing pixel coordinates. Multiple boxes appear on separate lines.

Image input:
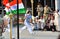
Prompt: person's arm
<box><xmin>38</xmin><ymin>19</ymin><xmax>41</xmax><ymax>22</ymax></box>
<box><xmin>30</xmin><ymin>15</ymin><xmax>33</xmax><ymax>23</ymax></box>
<box><xmin>24</xmin><ymin>16</ymin><xmax>26</xmax><ymax>19</ymax></box>
<box><xmin>24</xmin><ymin>14</ymin><xmax>27</xmax><ymax>19</ymax></box>
<box><xmin>49</xmin><ymin>7</ymin><xmax>52</xmax><ymax>12</ymax></box>
<box><xmin>58</xmin><ymin>11</ymin><xmax>60</xmax><ymax>15</ymax></box>
<box><xmin>40</xmin><ymin>7</ymin><xmax>43</xmax><ymax>12</ymax></box>
<box><xmin>30</xmin><ymin>19</ymin><xmax>33</xmax><ymax>23</ymax></box>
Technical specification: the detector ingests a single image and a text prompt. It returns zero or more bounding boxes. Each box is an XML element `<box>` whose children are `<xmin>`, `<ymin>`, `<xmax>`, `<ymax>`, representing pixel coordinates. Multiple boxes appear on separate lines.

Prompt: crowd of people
<box><xmin>20</xmin><ymin>9</ymin><xmax>60</xmax><ymax>34</ymax></box>
<box><xmin>0</xmin><ymin>2</ymin><xmax>60</xmax><ymax>35</ymax></box>
<box><xmin>20</xmin><ymin>4</ymin><xmax>60</xmax><ymax>33</ymax></box>
<box><xmin>33</xmin><ymin>13</ymin><xmax>56</xmax><ymax>32</ymax></box>
<box><xmin>19</xmin><ymin>2</ymin><xmax>60</xmax><ymax>34</ymax></box>
<box><xmin>30</xmin><ymin>3</ymin><xmax>60</xmax><ymax>32</ymax></box>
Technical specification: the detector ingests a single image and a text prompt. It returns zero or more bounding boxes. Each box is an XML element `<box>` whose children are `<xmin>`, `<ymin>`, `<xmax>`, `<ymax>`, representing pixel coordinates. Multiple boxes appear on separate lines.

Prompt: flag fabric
<box><xmin>2</xmin><ymin>0</ymin><xmax>9</xmax><ymax>6</ymax></box>
<box><xmin>2</xmin><ymin>0</ymin><xmax>10</xmax><ymax>8</ymax></box>
<box><xmin>2</xmin><ymin>0</ymin><xmax>26</xmax><ymax>15</ymax></box>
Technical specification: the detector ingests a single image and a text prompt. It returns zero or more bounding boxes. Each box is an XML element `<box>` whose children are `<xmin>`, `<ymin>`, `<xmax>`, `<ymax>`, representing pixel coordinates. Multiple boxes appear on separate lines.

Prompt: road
<box><xmin>1</xmin><ymin>26</ymin><xmax>60</xmax><ymax>39</ymax></box>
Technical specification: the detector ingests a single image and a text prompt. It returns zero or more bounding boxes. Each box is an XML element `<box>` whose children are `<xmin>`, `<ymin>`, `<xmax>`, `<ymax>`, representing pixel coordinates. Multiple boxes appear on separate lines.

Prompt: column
<box><xmin>31</xmin><ymin>0</ymin><xmax>34</xmax><ymax>16</ymax></box>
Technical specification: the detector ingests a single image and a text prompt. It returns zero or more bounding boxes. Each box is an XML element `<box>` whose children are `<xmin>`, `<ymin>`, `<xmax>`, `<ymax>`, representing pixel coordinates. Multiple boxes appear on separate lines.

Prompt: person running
<box><xmin>20</xmin><ymin>11</ymin><xmax>34</xmax><ymax>34</ymax></box>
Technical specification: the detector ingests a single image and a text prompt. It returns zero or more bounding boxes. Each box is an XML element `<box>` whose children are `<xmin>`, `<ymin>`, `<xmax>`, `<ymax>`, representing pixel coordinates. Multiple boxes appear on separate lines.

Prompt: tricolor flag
<box><xmin>2</xmin><ymin>0</ymin><xmax>26</xmax><ymax>15</ymax></box>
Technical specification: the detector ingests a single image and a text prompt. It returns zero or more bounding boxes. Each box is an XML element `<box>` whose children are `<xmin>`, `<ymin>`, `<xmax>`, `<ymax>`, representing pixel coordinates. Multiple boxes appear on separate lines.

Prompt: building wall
<box><xmin>58</xmin><ymin>0</ymin><xmax>60</xmax><ymax>10</ymax></box>
<box><xmin>55</xmin><ymin>0</ymin><xmax>60</xmax><ymax>10</ymax></box>
<box><xmin>0</xmin><ymin>0</ymin><xmax>5</xmax><ymax>17</ymax></box>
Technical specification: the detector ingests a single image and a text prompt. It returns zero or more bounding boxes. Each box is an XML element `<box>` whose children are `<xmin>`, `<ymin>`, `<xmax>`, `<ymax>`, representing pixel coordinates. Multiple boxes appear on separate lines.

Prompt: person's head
<box><xmin>45</xmin><ymin>5</ymin><xmax>48</xmax><ymax>8</ymax></box>
<box><xmin>4</xmin><ymin>10</ymin><xmax>6</xmax><ymax>16</ymax></box>
<box><xmin>37</xmin><ymin>5</ymin><xmax>40</xmax><ymax>7</ymax></box>
<box><xmin>37</xmin><ymin>2</ymin><xmax>42</xmax><ymax>7</ymax></box>
<box><xmin>39</xmin><ymin>16</ymin><xmax>43</xmax><ymax>19</ymax></box>
<box><xmin>27</xmin><ymin>11</ymin><xmax>31</xmax><ymax>14</ymax></box>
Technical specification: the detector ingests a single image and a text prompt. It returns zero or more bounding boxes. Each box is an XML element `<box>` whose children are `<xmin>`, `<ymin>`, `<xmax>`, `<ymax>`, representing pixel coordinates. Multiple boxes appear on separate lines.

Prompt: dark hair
<box><xmin>4</xmin><ymin>10</ymin><xmax>6</xmax><ymax>15</ymax></box>
<box><xmin>27</xmin><ymin>11</ymin><xmax>31</xmax><ymax>14</ymax></box>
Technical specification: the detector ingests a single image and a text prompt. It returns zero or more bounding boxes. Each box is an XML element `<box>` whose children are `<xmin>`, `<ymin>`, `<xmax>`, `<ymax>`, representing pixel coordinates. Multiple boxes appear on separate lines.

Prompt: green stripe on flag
<box><xmin>6</xmin><ymin>8</ymin><xmax>26</xmax><ymax>15</ymax></box>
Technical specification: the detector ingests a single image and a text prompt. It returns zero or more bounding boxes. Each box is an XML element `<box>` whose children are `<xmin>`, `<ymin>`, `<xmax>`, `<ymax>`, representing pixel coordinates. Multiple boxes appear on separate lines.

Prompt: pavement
<box><xmin>20</xmin><ymin>30</ymin><xmax>60</xmax><ymax>39</ymax></box>
<box><xmin>0</xmin><ymin>26</ymin><xmax>60</xmax><ymax>39</ymax></box>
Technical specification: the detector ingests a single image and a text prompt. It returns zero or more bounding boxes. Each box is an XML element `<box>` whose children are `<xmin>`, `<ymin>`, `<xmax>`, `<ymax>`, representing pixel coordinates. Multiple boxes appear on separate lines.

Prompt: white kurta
<box><xmin>3</xmin><ymin>15</ymin><xmax>10</xmax><ymax>28</ymax></box>
<box><xmin>54</xmin><ymin>13</ymin><xmax>60</xmax><ymax>31</ymax></box>
<box><xmin>38</xmin><ymin>19</ymin><xmax>45</xmax><ymax>29</ymax></box>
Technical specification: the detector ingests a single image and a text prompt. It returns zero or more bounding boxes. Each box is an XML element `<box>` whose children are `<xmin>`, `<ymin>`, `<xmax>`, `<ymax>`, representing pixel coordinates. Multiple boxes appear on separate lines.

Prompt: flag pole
<box><xmin>9</xmin><ymin>13</ymin><xmax>13</xmax><ymax>39</ymax></box>
<box><xmin>17</xmin><ymin>0</ymin><xmax>19</xmax><ymax>39</ymax></box>
<box><xmin>31</xmin><ymin>0</ymin><xmax>34</xmax><ymax>22</ymax></box>
<box><xmin>31</xmin><ymin>0</ymin><xmax>33</xmax><ymax>16</ymax></box>
<box><xmin>8</xmin><ymin>1</ymin><xmax>13</xmax><ymax>39</ymax></box>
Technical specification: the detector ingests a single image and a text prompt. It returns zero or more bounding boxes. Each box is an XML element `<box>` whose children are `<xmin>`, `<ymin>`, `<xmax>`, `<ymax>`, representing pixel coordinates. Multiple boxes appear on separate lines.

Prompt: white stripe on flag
<box><xmin>11</xmin><ymin>3</ymin><xmax>24</xmax><ymax>10</ymax></box>
<box><xmin>4</xmin><ymin>7</ymin><xmax>10</xmax><ymax>12</ymax></box>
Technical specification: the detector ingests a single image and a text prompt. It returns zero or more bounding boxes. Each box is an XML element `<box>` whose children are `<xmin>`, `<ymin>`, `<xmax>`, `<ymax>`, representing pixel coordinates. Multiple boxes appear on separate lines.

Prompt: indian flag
<box><xmin>2</xmin><ymin>0</ymin><xmax>26</xmax><ymax>15</ymax></box>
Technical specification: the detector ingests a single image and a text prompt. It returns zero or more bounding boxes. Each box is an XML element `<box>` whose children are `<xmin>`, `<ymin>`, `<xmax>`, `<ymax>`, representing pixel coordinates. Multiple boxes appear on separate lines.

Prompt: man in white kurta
<box><xmin>3</xmin><ymin>15</ymin><xmax>10</xmax><ymax>32</ymax></box>
<box><xmin>54</xmin><ymin>11</ymin><xmax>60</xmax><ymax>31</ymax></box>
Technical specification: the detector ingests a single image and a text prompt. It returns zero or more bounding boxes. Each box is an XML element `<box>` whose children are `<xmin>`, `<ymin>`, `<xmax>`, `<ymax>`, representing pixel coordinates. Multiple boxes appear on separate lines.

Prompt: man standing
<box><xmin>44</xmin><ymin>5</ymin><xmax>52</xmax><ymax>20</ymax></box>
<box><xmin>54</xmin><ymin>11</ymin><xmax>60</xmax><ymax>31</ymax></box>
<box><xmin>36</xmin><ymin>3</ymin><xmax>43</xmax><ymax>17</ymax></box>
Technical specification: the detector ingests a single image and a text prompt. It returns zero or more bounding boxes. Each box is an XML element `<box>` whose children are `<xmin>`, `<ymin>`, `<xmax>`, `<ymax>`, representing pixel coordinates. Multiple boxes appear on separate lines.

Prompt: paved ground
<box><xmin>0</xmin><ymin>26</ymin><xmax>60</xmax><ymax>39</ymax></box>
<box><xmin>20</xmin><ymin>30</ymin><xmax>60</xmax><ymax>39</ymax></box>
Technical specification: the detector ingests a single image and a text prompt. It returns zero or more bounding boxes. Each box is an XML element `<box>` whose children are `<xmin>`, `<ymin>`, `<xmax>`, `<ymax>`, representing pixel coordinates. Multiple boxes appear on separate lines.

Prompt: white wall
<box><xmin>55</xmin><ymin>0</ymin><xmax>60</xmax><ymax>10</ymax></box>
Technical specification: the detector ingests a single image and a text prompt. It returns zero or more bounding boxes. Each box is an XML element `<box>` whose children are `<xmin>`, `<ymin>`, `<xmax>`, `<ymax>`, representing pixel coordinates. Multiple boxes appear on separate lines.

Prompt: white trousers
<box><xmin>21</xmin><ymin>21</ymin><xmax>33</xmax><ymax>34</ymax></box>
<box><xmin>37</xmin><ymin>22</ymin><xmax>44</xmax><ymax>29</ymax></box>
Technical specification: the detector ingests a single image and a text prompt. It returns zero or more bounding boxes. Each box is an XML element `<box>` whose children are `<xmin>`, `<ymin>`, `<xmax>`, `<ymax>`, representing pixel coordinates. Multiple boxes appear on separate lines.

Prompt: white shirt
<box><xmin>38</xmin><ymin>19</ymin><xmax>45</xmax><ymax>23</ymax></box>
